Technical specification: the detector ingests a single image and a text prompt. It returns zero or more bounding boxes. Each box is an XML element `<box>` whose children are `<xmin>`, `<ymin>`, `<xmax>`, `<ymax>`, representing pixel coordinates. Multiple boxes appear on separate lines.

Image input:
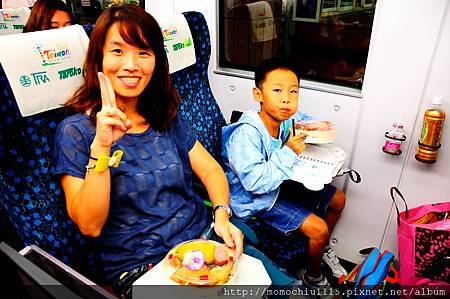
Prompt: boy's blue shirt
<box><xmin>221</xmin><ymin>109</ymin><xmax>312</xmax><ymax>218</ymax></box>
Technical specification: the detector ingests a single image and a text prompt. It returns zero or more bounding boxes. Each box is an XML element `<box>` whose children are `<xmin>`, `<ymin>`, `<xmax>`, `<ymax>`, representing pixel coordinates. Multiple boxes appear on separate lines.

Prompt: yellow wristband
<box><xmin>94</xmin><ymin>150</ymin><xmax>123</xmax><ymax>173</ymax></box>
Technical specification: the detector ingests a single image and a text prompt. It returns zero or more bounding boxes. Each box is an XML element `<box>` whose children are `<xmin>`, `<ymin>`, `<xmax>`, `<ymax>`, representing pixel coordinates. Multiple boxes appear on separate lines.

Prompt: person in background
<box><xmin>23</xmin><ymin>0</ymin><xmax>74</xmax><ymax>32</ymax></box>
<box><xmin>52</xmin><ymin>4</ymin><xmax>243</xmax><ymax>291</ymax></box>
<box><xmin>221</xmin><ymin>57</ymin><xmax>347</xmax><ymax>289</ymax></box>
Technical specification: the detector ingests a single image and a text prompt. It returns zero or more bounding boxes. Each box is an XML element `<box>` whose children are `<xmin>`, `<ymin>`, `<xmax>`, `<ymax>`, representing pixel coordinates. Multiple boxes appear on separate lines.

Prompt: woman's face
<box><xmin>50</xmin><ymin>10</ymin><xmax>72</xmax><ymax>29</ymax></box>
<box><xmin>102</xmin><ymin>23</ymin><xmax>155</xmax><ymax>104</ymax></box>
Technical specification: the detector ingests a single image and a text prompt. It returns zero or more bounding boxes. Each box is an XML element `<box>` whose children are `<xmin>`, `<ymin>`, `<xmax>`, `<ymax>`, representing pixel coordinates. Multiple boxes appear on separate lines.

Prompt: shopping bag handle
<box><xmin>336</xmin><ymin>168</ymin><xmax>362</xmax><ymax>183</ymax></box>
<box><xmin>390</xmin><ymin>186</ymin><xmax>409</xmax><ymax>226</ymax></box>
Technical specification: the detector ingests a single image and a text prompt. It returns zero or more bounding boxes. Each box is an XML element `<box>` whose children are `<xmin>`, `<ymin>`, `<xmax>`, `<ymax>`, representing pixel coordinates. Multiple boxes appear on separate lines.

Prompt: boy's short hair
<box><xmin>254</xmin><ymin>57</ymin><xmax>300</xmax><ymax>89</ymax></box>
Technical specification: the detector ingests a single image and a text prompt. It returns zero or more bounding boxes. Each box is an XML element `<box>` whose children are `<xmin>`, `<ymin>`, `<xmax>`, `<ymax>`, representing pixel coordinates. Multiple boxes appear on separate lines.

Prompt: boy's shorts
<box><xmin>258</xmin><ymin>180</ymin><xmax>337</xmax><ymax>235</ymax></box>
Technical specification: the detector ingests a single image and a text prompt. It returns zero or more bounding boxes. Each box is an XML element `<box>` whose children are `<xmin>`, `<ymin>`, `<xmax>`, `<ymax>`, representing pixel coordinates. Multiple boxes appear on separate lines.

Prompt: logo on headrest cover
<box><xmin>162</xmin><ymin>26</ymin><xmax>178</xmax><ymax>41</ymax></box>
<box><xmin>1</xmin><ymin>11</ymin><xmax>21</xmax><ymax>21</ymax></box>
<box><xmin>161</xmin><ymin>25</ymin><xmax>192</xmax><ymax>54</ymax></box>
<box><xmin>35</xmin><ymin>43</ymin><xmax>71</xmax><ymax>66</ymax></box>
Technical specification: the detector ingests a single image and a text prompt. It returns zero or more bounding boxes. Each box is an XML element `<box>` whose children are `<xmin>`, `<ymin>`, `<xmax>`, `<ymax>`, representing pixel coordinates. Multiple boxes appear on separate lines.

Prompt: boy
<box><xmin>221</xmin><ymin>57</ymin><xmax>347</xmax><ymax>288</ymax></box>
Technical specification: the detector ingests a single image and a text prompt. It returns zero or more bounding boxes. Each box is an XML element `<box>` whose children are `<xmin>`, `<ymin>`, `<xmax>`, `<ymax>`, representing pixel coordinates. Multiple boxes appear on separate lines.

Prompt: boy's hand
<box><xmin>286</xmin><ymin>128</ymin><xmax>306</xmax><ymax>155</ymax></box>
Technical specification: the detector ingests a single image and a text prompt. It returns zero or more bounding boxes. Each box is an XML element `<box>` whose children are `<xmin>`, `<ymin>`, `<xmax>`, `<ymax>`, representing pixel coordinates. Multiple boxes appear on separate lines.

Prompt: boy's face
<box><xmin>253</xmin><ymin>68</ymin><xmax>299</xmax><ymax>123</ymax></box>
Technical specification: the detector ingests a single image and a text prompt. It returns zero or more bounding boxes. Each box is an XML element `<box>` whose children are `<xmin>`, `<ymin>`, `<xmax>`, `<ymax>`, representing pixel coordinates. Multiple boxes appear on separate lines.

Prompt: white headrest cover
<box><xmin>246</xmin><ymin>1</ymin><xmax>277</xmax><ymax>42</ymax></box>
<box><xmin>156</xmin><ymin>14</ymin><xmax>196</xmax><ymax>74</ymax></box>
<box><xmin>2</xmin><ymin>0</ymin><xmax>34</xmax><ymax>9</ymax></box>
<box><xmin>0</xmin><ymin>7</ymin><xmax>31</xmax><ymax>35</ymax></box>
<box><xmin>0</xmin><ymin>24</ymin><xmax>89</xmax><ymax>116</ymax></box>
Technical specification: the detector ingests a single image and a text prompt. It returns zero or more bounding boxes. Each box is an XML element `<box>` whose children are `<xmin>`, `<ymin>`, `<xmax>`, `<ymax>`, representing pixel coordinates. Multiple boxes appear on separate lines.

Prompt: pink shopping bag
<box><xmin>390</xmin><ymin>187</ymin><xmax>450</xmax><ymax>287</ymax></box>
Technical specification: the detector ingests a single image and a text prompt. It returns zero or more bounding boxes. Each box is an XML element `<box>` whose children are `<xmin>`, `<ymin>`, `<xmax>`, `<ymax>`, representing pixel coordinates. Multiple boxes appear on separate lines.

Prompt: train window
<box><xmin>68</xmin><ymin>0</ymin><xmax>143</xmax><ymax>25</ymax></box>
<box><xmin>218</xmin><ymin>0</ymin><xmax>377</xmax><ymax>92</ymax></box>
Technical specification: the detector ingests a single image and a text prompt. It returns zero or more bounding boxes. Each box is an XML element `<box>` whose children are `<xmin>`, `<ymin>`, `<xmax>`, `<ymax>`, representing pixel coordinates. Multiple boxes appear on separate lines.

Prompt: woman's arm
<box><xmin>60</xmin><ymin>73</ymin><xmax>131</xmax><ymax>237</ymax></box>
<box><xmin>60</xmin><ymin>142</ymin><xmax>112</xmax><ymax>237</ymax></box>
<box><xmin>189</xmin><ymin>141</ymin><xmax>243</xmax><ymax>258</ymax></box>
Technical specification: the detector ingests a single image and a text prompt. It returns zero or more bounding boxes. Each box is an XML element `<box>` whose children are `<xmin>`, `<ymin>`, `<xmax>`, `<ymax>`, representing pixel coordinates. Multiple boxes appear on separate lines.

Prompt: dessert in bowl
<box><xmin>296</xmin><ymin>120</ymin><xmax>336</xmax><ymax>144</ymax></box>
<box><xmin>165</xmin><ymin>239</ymin><xmax>237</xmax><ymax>286</ymax></box>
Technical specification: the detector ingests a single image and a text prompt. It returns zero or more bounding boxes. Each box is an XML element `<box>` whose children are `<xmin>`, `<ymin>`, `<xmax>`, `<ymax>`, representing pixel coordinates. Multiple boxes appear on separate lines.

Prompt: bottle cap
<box><xmin>432</xmin><ymin>96</ymin><xmax>443</xmax><ymax>105</ymax></box>
<box><xmin>393</xmin><ymin>122</ymin><xmax>403</xmax><ymax>129</ymax></box>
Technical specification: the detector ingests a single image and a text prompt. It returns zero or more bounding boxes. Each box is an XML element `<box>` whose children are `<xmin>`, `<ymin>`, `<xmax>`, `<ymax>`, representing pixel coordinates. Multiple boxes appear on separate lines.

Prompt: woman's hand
<box><xmin>93</xmin><ymin>72</ymin><xmax>132</xmax><ymax>149</ymax></box>
<box><xmin>286</xmin><ymin>129</ymin><xmax>306</xmax><ymax>155</ymax></box>
<box><xmin>214</xmin><ymin>216</ymin><xmax>244</xmax><ymax>259</ymax></box>
<box><xmin>188</xmin><ymin>141</ymin><xmax>243</xmax><ymax>257</ymax></box>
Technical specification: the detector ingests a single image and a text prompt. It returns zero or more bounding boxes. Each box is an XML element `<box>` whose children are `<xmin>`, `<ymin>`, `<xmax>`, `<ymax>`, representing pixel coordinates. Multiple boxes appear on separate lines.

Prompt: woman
<box><xmin>23</xmin><ymin>0</ymin><xmax>74</xmax><ymax>32</ymax></box>
<box><xmin>52</xmin><ymin>5</ymin><xmax>243</xmax><ymax>285</ymax></box>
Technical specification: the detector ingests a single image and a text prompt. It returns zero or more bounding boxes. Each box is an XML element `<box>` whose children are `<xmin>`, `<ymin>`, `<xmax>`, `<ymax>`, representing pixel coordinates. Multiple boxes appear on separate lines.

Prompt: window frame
<box><xmin>214</xmin><ymin>0</ymin><xmax>364</xmax><ymax>98</ymax></box>
<box><xmin>292</xmin><ymin>0</ymin><xmax>321</xmax><ymax>23</ymax></box>
<box><xmin>322</xmin><ymin>0</ymin><xmax>339</xmax><ymax>13</ymax></box>
<box><xmin>362</xmin><ymin>0</ymin><xmax>375</xmax><ymax>9</ymax></box>
<box><xmin>338</xmin><ymin>0</ymin><xmax>354</xmax><ymax>12</ymax></box>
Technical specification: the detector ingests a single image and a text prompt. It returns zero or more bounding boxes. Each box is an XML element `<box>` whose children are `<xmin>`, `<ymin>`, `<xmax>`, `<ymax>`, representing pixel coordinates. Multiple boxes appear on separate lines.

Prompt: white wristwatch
<box><xmin>212</xmin><ymin>204</ymin><xmax>232</xmax><ymax>220</ymax></box>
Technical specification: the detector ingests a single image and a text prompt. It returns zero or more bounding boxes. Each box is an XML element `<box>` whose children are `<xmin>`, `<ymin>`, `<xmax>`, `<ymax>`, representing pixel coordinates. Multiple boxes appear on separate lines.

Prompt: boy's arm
<box><xmin>280</xmin><ymin>112</ymin><xmax>313</xmax><ymax>142</ymax></box>
<box><xmin>226</xmin><ymin>126</ymin><xmax>298</xmax><ymax>194</ymax></box>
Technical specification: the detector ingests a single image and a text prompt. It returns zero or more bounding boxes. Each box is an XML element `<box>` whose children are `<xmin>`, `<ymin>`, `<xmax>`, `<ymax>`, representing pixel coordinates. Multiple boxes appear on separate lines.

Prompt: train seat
<box><xmin>172</xmin><ymin>11</ymin><xmax>307</xmax><ymax>276</ymax></box>
<box><xmin>172</xmin><ymin>11</ymin><xmax>227</xmax><ymax>162</ymax></box>
<box><xmin>0</xmin><ymin>7</ymin><xmax>31</xmax><ymax>36</ymax></box>
<box><xmin>0</xmin><ymin>25</ymin><xmax>98</xmax><ymax>279</ymax></box>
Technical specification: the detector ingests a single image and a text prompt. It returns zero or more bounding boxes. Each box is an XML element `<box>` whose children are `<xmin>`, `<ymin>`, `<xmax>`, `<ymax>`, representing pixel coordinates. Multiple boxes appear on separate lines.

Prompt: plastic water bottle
<box><xmin>415</xmin><ymin>96</ymin><xmax>446</xmax><ymax>163</ymax></box>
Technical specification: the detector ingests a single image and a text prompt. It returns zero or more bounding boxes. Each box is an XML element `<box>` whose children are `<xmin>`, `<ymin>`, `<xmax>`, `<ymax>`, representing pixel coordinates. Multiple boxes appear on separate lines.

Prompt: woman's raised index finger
<box><xmin>98</xmin><ymin>72</ymin><xmax>111</xmax><ymax>107</ymax></box>
<box><xmin>104</xmin><ymin>73</ymin><xmax>117</xmax><ymax>107</ymax></box>
<box><xmin>98</xmin><ymin>72</ymin><xmax>116</xmax><ymax>107</ymax></box>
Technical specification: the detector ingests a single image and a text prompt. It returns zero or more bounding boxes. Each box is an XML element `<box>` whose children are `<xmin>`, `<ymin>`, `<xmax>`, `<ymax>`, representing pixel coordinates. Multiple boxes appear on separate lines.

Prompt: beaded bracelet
<box><xmin>85</xmin><ymin>164</ymin><xmax>96</xmax><ymax>174</ymax></box>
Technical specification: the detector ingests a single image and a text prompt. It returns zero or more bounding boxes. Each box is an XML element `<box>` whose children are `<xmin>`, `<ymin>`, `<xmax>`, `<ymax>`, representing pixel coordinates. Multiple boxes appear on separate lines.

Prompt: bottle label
<box><xmin>384</xmin><ymin>140</ymin><xmax>401</xmax><ymax>154</ymax></box>
<box><xmin>420</xmin><ymin>117</ymin><xmax>444</xmax><ymax>147</ymax></box>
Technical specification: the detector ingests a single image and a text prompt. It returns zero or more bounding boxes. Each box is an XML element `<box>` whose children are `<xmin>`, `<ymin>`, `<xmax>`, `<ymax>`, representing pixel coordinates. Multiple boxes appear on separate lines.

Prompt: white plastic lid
<box><xmin>432</xmin><ymin>96</ymin><xmax>443</xmax><ymax>105</ymax></box>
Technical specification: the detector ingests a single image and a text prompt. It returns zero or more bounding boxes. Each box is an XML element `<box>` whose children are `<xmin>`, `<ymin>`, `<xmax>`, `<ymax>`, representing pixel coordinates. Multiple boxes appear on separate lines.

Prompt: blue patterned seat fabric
<box><xmin>82</xmin><ymin>23</ymin><xmax>95</xmax><ymax>38</ymax></box>
<box><xmin>244</xmin><ymin>218</ymin><xmax>307</xmax><ymax>274</ymax></box>
<box><xmin>0</xmin><ymin>65</ymin><xmax>98</xmax><ymax>279</ymax></box>
<box><xmin>172</xmin><ymin>12</ymin><xmax>306</xmax><ymax>277</ymax></box>
<box><xmin>172</xmin><ymin>12</ymin><xmax>227</xmax><ymax>162</ymax></box>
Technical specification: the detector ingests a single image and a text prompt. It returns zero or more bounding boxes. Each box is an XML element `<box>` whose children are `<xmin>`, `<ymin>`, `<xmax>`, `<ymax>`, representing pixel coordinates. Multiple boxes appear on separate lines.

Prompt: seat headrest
<box><xmin>246</xmin><ymin>1</ymin><xmax>277</xmax><ymax>42</ymax></box>
<box><xmin>0</xmin><ymin>24</ymin><xmax>89</xmax><ymax>116</ymax></box>
<box><xmin>156</xmin><ymin>14</ymin><xmax>196</xmax><ymax>74</ymax></box>
<box><xmin>1</xmin><ymin>0</ymin><xmax>34</xmax><ymax>9</ymax></box>
<box><xmin>0</xmin><ymin>7</ymin><xmax>31</xmax><ymax>35</ymax></box>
